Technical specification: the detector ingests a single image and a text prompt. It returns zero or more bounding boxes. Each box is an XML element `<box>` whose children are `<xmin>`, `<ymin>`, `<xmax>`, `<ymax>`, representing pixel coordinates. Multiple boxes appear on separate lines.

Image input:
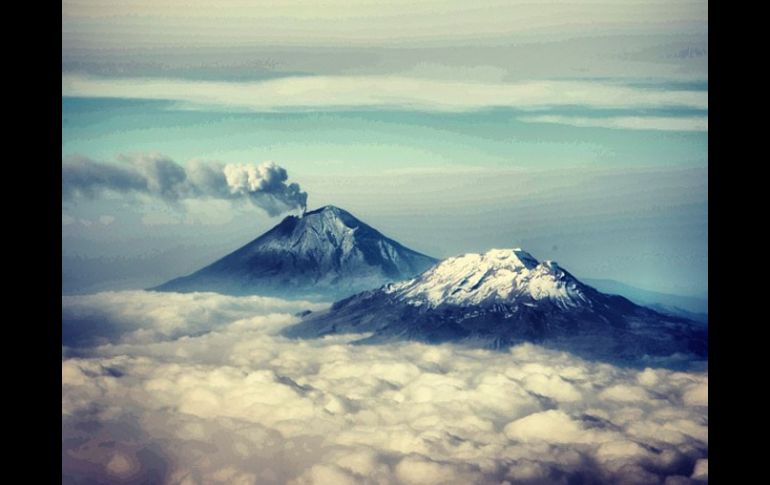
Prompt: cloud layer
<box><xmin>62</xmin><ymin>155</ymin><xmax>308</xmax><ymax>216</ymax></box>
<box><xmin>63</xmin><ymin>0</ymin><xmax>707</xmax><ymax>49</ymax></box>
<box><xmin>63</xmin><ymin>291</ymin><xmax>708</xmax><ymax>484</ymax></box>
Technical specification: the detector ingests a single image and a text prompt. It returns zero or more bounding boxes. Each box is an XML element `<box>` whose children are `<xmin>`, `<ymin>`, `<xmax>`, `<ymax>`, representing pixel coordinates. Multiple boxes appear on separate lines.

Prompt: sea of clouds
<box><xmin>62</xmin><ymin>291</ymin><xmax>708</xmax><ymax>485</ymax></box>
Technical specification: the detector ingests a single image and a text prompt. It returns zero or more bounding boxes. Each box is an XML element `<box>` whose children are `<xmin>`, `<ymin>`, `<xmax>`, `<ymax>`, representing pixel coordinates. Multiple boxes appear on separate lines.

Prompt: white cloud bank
<box><xmin>61</xmin><ymin>75</ymin><xmax>708</xmax><ymax>113</ymax></box>
<box><xmin>62</xmin><ymin>291</ymin><xmax>708</xmax><ymax>484</ymax></box>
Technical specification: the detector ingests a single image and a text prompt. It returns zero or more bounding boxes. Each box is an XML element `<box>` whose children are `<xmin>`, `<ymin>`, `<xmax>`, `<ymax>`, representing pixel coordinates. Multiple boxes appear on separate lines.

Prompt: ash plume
<box><xmin>62</xmin><ymin>154</ymin><xmax>308</xmax><ymax>216</ymax></box>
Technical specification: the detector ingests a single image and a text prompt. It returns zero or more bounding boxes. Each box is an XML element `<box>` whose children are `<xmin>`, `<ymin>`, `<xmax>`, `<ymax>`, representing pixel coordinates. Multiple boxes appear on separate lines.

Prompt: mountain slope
<box><xmin>283</xmin><ymin>248</ymin><xmax>707</xmax><ymax>363</ymax></box>
<box><xmin>153</xmin><ymin>206</ymin><xmax>438</xmax><ymax>300</ymax></box>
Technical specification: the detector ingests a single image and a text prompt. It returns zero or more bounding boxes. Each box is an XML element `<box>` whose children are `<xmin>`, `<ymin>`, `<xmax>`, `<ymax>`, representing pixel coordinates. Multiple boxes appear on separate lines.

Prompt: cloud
<box><xmin>62</xmin><ymin>154</ymin><xmax>308</xmax><ymax>216</ymax></box>
<box><xmin>62</xmin><ymin>0</ymin><xmax>707</xmax><ymax>51</ymax></box>
<box><xmin>519</xmin><ymin>115</ymin><xmax>708</xmax><ymax>132</ymax></box>
<box><xmin>61</xmin><ymin>290</ymin><xmax>326</xmax><ymax>347</ymax></box>
<box><xmin>62</xmin><ymin>290</ymin><xmax>708</xmax><ymax>485</ymax></box>
<box><xmin>691</xmin><ymin>459</ymin><xmax>708</xmax><ymax>480</ymax></box>
<box><xmin>61</xmin><ymin>75</ymin><xmax>708</xmax><ymax>113</ymax></box>
<box><xmin>63</xmin><ymin>213</ymin><xmax>114</xmax><ymax>228</ymax></box>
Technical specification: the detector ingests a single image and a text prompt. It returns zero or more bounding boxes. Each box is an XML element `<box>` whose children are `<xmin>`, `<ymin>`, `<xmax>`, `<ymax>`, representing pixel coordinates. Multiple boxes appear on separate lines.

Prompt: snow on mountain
<box><xmin>283</xmin><ymin>248</ymin><xmax>708</xmax><ymax>364</ymax></box>
<box><xmin>385</xmin><ymin>248</ymin><xmax>589</xmax><ymax>308</ymax></box>
<box><xmin>152</xmin><ymin>205</ymin><xmax>438</xmax><ymax>300</ymax></box>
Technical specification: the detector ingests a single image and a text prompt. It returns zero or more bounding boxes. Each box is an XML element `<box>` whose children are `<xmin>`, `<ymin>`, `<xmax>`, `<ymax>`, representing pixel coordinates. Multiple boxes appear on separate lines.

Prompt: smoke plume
<box><xmin>62</xmin><ymin>154</ymin><xmax>308</xmax><ymax>216</ymax></box>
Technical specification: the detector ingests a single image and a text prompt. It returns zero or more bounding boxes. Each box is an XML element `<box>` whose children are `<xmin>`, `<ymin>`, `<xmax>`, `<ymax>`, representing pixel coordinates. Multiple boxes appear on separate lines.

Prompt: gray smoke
<box><xmin>62</xmin><ymin>154</ymin><xmax>308</xmax><ymax>216</ymax></box>
<box><xmin>223</xmin><ymin>162</ymin><xmax>308</xmax><ymax>216</ymax></box>
<box><xmin>62</xmin><ymin>156</ymin><xmax>148</xmax><ymax>199</ymax></box>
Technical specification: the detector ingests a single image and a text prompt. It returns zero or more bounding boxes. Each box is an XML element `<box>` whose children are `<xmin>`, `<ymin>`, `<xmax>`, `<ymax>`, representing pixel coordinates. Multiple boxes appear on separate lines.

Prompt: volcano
<box><xmin>152</xmin><ymin>205</ymin><xmax>438</xmax><ymax>300</ymax></box>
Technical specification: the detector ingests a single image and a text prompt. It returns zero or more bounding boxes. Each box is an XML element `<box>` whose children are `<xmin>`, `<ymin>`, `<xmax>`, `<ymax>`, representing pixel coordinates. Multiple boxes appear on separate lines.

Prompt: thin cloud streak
<box><xmin>519</xmin><ymin>114</ymin><xmax>708</xmax><ymax>132</ymax></box>
<box><xmin>62</xmin><ymin>75</ymin><xmax>708</xmax><ymax>113</ymax></box>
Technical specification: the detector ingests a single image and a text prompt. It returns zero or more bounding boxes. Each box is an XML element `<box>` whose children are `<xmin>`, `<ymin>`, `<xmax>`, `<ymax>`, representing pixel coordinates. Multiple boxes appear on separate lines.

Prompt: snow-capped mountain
<box><xmin>152</xmin><ymin>205</ymin><xmax>438</xmax><ymax>300</ymax></box>
<box><xmin>282</xmin><ymin>248</ymin><xmax>708</xmax><ymax>362</ymax></box>
<box><xmin>385</xmin><ymin>248</ymin><xmax>589</xmax><ymax>308</ymax></box>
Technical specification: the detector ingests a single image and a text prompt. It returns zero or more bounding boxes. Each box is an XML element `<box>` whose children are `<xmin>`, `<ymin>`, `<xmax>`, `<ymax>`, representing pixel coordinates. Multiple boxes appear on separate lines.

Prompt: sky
<box><xmin>61</xmin><ymin>4</ymin><xmax>709</xmax><ymax>484</ymax></box>
<box><xmin>62</xmin><ymin>0</ymin><xmax>708</xmax><ymax>297</ymax></box>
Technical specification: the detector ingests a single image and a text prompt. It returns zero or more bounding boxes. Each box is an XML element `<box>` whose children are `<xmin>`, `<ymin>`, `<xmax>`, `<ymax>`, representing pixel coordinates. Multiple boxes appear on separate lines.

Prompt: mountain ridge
<box><xmin>282</xmin><ymin>248</ymin><xmax>707</xmax><ymax>364</ymax></box>
<box><xmin>583</xmin><ymin>277</ymin><xmax>708</xmax><ymax>319</ymax></box>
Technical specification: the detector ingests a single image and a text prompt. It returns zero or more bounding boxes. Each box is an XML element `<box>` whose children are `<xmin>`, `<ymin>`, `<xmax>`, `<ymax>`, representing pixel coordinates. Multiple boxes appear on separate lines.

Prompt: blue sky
<box><xmin>62</xmin><ymin>0</ymin><xmax>708</xmax><ymax>297</ymax></box>
<box><xmin>63</xmin><ymin>97</ymin><xmax>707</xmax><ymax>173</ymax></box>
